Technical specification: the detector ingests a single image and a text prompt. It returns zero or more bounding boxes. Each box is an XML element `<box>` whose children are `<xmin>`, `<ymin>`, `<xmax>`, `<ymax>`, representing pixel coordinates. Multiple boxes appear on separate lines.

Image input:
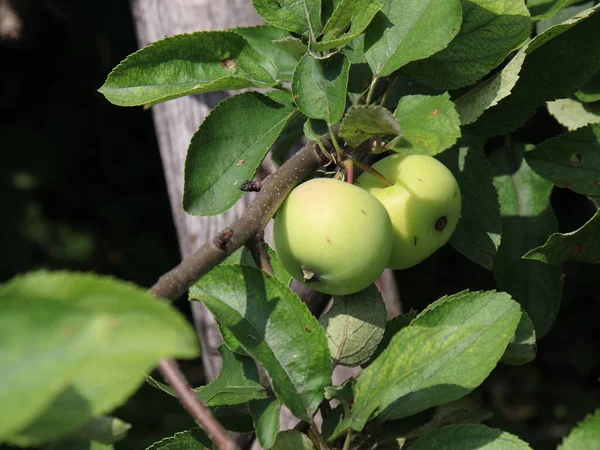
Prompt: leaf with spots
<box><xmin>525</xmin><ymin>124</ymin><xmax>600</xmax><ymax>196</ymax></box>
<box><xmin>318</xmin><ymin>285</ymin><xmax>387</xmax><ymax>366</ymax></box>
<box><xmin>99</xmin><ymin>31</ymin><xmax>278</xmax><ymax>107</ymax></box>
<box><xmin>0</xmin><ymin>271</ymin><xmax>199</xmax><ymax>446</ymax></box>
<box><xmin>189</xmin><ymin>265</ymin><xmax>331</xmax><ymax>422</ymax></box>
<box><xmin>364</xmin><ymin>0</ymin><xmax>462</xmax><ymax>77</ymax></box>
<box><xmin>402</xmin><ymin>0</ymin><xmax>531</xmax><ymax>90</ymax></box>
<box><xmin>390</xmin><ymin>93</ymin><xmax>461</xmax><ymax>156</ymax></box>
<box><xmin>351</xmin><ymin>290</ymin><xmax>521</xmax><ymax>431</ymax></box>
<box><xmin>183</xmin><ymin>91</ymin><xmax>297</xmax><ymax>216</ymax></box>
<box><xmin>291</xmin><ymin>52</ymin><xmax>350</xmax><ymax>124</ymax></box>
<box><xmin>491</xmin><ymin>143</ymin><xmax>562</xmax><ymax>338</ymax></box>
<box><xmin>524</xmin><ymin>209</ymin><xmax>600</xmax><ymax>265</ymax></box>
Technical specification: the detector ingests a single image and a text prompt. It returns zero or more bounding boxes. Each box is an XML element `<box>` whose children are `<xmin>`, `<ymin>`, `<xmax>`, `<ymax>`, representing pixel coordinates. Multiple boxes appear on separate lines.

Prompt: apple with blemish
<box><xmin>273</xmin><ymin>178</ymin><xmax>393</xmax><ymax>295</ymax></box>
<box><xmin>356</xmin><ymin>153</ymin><xmax>461</xmax><ymax>269</ymax></box>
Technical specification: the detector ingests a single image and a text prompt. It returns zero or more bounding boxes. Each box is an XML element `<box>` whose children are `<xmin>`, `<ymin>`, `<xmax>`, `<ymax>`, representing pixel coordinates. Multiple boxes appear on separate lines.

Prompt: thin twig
<box><xmin>342</xmin><ymin>427</ymin><xmax>353</xmax><ymax>450</ymax></box>
<box><xmin>310</xmin><ymin>422</ymin><xmax>330</xmax><ymax>450</ymax></box>
<box><xmin>246</xmin><ymin>232</ymin><xmax>274</xmax><ymax>276</ymax></box>
<box><xmin>157</xmin><ymin>360</ymin><xmax>236</xmax><ymax>450</ymax></box>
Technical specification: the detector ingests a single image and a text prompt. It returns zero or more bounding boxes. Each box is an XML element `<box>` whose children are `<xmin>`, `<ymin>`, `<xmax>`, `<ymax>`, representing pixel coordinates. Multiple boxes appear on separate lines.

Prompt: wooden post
<box><xmin>130</xmin><ymin>0</ymin><xmax>263</xmax><ymax>381</ymax></box>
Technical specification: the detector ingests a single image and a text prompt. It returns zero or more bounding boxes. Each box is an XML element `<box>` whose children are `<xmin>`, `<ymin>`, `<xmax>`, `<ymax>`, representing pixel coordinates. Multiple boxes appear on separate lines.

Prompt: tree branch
<box><xmin>149</xmin><ymin>140</ymin><xmax>328</xmax><ymax>300</ymax></box>
<box><xmin>151</xmin><ymin>140</ymin><xmax>328</xmax><ymax>448</ymax></box>
<box><xmin>157</xmin><ymin>359</ymin><xmax>235</xmax><ymax>450</ymax></box>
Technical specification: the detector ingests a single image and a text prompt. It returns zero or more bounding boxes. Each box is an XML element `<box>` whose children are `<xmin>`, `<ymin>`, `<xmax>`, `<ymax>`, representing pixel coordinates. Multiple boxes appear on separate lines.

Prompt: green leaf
<box><xmin>273</xmin><ymin>36</ymin><xmax>308</xmax><ymax>59</ymax></box>
<box><xmin>291</xmin><ymin>52</ymin><xmax>350</xmax><ymax>124</ymax></box>
<box><xmin>402</xmin><ymin>0</ymin><xmax>531</xmax><ymax>90</ymax></box>
<box><xmin>466</xmin><ymin>4</ymin><xmax>600</xmax><ymax>136</ymax></box>
<box><xmin>351</xmin><ymin>290</ymin><xmax>521</xmax><ymax>431</ymax></box>
<box><xmin>234</xmin><ymin>26</ymin><xmax>299</xmax><ymax>82</ymax></box>
<box><xmin>391</xmin><ymin>93</ymin><xmax>461</xmax><ymax>156</ymax></box>
<box><xmin>145</xmin><ymin>428</ymin><xmax>211</xmax><ymax>450</ymax></box>
<box><xmin>253</xmin><ymin>0</ymin><xmax>323</xmax><ymax>37</ymax></box>
<box><xmin>322</xmin><ymin>405</ymin><xmax>352</xmax><ymax>442</ymax></box>
<box><xmin>559</xmin><ymin>409</ymin><xmax>600</xmax><ymax>450</ymax></box>
<box><xmin>196</xmin><ymin>345</ymin><xmax>270</xmax><ymax>406</ymax></box>
<box><xmin>364</xmin><ymin>0</ymin><xmax>462</xmax><ymax>77</ymax></box>
<box><xmin>364</xmin><ymin>311</ymin><xmax>417</xmax><ymax>367</ymax></box>
<box><xmin>0</xmin><ymin>271</ymin><xmax>198</xmax><ymax>444</ymax></box>
<box><xmin>183</xmin><ymin>91</ymin><xmax>296</xmax><ymax>216</ymax></box>
<box><xmin>547</xmin><ymin>98</ymin><xmax>600</xmax><ymax>131</ymax></box>
<box><xmin>339</xmin><ymin>105</ymin><xmax>401</xmax><ymax>147</ymax></box>
<box><xmin>249</xmin><ymin>397</ymin><xmax>282</xmax><ymax>450</ymax></box>
<box><xmin>189</xmin><ymin>265</ymin><xmax>331</xmax><ymax>422</ymax></box>
<box><xmin>220</xmin><ymin>244</ymin><xmax>292</xmax><ymax>287</ymax></box>
<box><xmin>99</xmin><ymin>31</ymin><xmax>277</xmax><ymax>107</ymax></box>
<box><xmin>313</xmin><ymin>0</ymin><xmax>383</xmax><ymax>50</ymax></box>
<box><xmin>64</xmin><ymin>417</ymin><xmax>130</xmax><ymax>446</ymax></box>
<box><xmin>437</xmin><ymin>138</ymin><xmax>502</xmax><ymax>270</ymax></box>
<box><xmin>535</xmin><ymin>1</ymin><xmax>594</xmax><ymax>32</ymax></box>
<box><xmin>523</xmin><ymin>209</ymin><xmax>600</xmax><ymax>265</ymax></box>
<box><xmin>318</xmin><ymin>285</ymin><xmax>387</xmax><ymax>366</ymax></box>
<box><xmin>147</xmin><ymin>345</ymin><xmax>270</xmax><ymax>406</ymax></box>
<box><xmin>576</xmin><ymin>70</ymin><xmax>600</xmax><ymax>103</ymax></box>
<box><xmin>501</xmin><ymin>309</ymin><xmax>536</xmax><ymax>365</ymax></box>
<box><xmin>408</xmin><ymin>424</ymin><xmax>532</xmax><ymax>449</ymax></box>
<box><xmin>491</xmin><ymin>143</ymin><xmax>562</xmax><ymax>338</ymax></box>
<box><xmin>525</xmin><ymin>124</ymin><xmax>600</xmax><ymax>196</ymax></box>
<box><xmin>527</xmin><ymin>0</ymin><xmax>579</xmax><ymax>21</ymax></box>
<box><xmin>272</xmin><ymin>430</ymin><xmax>314</xmax><ymax>450</ymax></box>
<box><xmin>398</xmin><ymin>397</ymin><xmax>494</xmax><ymax>439</ymax></box>
<box><xmin>304</xmin><ymin>118</ymin><xmax>329</xmax><ymax>140</ymax></box>
<box><xmin>347</xmin><ymin>63</ymin><xmax>374</xmax><ymax>104</ymax></box>
<box><xmin>455</xmin><ymin>50</ymin><xmax>526</xmax><ymax>126</ymax></box>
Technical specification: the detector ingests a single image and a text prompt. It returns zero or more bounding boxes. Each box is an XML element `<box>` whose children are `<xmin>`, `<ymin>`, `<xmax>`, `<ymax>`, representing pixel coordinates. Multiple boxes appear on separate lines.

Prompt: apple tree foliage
<box><xmin>3</xmin><ymin>0</ymin><xmax>600</xmax><ymax>449</ymax></box>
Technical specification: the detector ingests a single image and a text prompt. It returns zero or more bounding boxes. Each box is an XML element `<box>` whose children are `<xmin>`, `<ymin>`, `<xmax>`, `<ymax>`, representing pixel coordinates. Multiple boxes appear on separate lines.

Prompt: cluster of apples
<box><xmin>273</xmin><ymin>154</ymin><xmax>461</xmax><ymax>295</ymax></box>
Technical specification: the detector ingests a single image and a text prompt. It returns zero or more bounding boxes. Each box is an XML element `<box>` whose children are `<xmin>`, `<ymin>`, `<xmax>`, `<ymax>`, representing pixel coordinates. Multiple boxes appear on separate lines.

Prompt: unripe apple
<box><xmin>273</xmin><ymin>178</ymin><xmax>393</xmax><ymax>295</ymax></box>
<box><xmin>356</xmin><ymin>153</ymin><xmax>461</xmax><ymax>269</ymax></box>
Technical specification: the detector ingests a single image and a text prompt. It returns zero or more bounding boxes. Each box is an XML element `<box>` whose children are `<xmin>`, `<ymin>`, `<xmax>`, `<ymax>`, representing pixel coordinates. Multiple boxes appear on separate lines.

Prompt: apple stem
<box><xmin>344</xmin><ymin>159</ymin><xmax>354</xmax><ymax>184</ymax></box>
<box><xmin>351</xmin><ymin>157</ymin><xmax>394</xmax><ymax>187</ymax></box>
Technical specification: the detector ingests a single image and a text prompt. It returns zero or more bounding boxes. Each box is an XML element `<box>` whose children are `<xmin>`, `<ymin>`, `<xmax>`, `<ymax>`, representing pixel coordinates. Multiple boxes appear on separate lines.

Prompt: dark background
<box><xmin>1</xmin><ymin>1</ymin><xmax>598</xmax><ymax>449</ymax></box>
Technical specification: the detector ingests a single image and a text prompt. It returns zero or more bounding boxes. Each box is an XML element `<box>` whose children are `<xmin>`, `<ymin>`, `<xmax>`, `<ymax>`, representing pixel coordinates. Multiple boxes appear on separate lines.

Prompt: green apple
<box><xmin>273</xmin><ymin>177</ymin><xmax>393</xmax><ymax>295</ymax></box>
<box><xmin>356</xmin><ymin>153</ymin><xmax>461</xmax><ymax>269</ymax></box>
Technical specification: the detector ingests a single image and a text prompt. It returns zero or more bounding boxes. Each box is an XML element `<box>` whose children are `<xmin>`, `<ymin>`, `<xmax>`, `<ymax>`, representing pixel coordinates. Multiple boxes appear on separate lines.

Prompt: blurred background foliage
<box><xmin>0</xmin><ymin>1</ymin><xmax>598</xmax><ymax>449</ymax></box>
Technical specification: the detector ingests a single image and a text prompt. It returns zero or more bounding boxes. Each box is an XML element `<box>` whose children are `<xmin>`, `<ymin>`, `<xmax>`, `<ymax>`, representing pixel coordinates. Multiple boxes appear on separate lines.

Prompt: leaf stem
<box><xmin>365</xmin><ymin>76</ymin><xmax>379</xmax><ymax>105</ymax></box>
<box><xmin>350</xmin><ymin>156</ymin><xmax>394</xmax><ymax>187</ymax></box>
<box><xmin>328</xmin><ymin>124</ymin><xmax>344</xmax><ymax>161</ymax></box>
<box><xmin>310</xmin><ymin>422</ymin><xmax>330</xmax><ymax>450</ymax></box>
<box><xmin>342</xmin><ymin>428</ymin><xmax>353</xmax><ymax>450</ymax></box>
<box><xmin>343</xmin><ymin>159</ymin><xmax>354</xmax><ymax>184</ymax></box>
